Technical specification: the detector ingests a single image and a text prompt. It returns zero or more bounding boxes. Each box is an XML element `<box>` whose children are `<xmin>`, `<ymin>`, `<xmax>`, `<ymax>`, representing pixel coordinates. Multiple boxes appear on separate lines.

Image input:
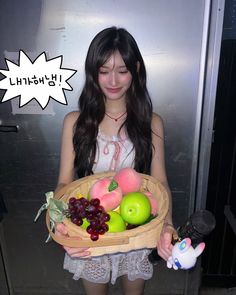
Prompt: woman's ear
<box><xmin>136</xmin><ymin>61</ymin><xmax>140</xmax><ymax>73</ymax></box>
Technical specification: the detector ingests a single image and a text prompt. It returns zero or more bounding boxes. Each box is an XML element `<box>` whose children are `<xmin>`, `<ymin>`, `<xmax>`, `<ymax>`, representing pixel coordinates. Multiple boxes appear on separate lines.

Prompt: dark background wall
<box><xmin>202</xmin><ymin>0</ymin><xmax>236</xmax><ymax>286</ymax></box>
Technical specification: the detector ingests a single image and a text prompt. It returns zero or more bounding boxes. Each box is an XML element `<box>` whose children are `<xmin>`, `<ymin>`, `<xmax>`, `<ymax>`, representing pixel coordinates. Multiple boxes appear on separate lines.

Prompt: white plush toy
<box><xmin>167</xmin><ymin>238</ymin><xmax>205</xmax><ymax>270</ymax></box>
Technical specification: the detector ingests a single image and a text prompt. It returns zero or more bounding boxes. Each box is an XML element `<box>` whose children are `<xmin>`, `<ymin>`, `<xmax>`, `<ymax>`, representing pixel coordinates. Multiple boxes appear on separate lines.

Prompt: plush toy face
<box><xmin>172</xmin><ymin>238</ymin><xmax>196</xmax><ymax>269</ymax></box>
<box><xmin>169</xmin><ymin>238</ymin><xmax>205</xmax><ymax>270</ymax></box>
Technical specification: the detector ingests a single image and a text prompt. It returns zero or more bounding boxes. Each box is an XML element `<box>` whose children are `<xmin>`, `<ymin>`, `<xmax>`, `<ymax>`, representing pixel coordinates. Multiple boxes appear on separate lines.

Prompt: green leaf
<box><xmin>34</xmin><ymin>203</ymin><xmax>48</xmax><ymax>222</ymax></box>
<box><xmin>108</xmin><ymin>179</ymin><xmax>118</xmax><ymax>192</ymax></box>
<box><xmin>35</xmin><ymin>191</ymin><xmax>69</xmax><ymax>243</ymax></box>
<box><xmin>49</xmin><ymin>198</ymin><xmax>68</xmax><ymax>212</ymax></box>
<box><xmin>46</xmin><ymin>191</ymin><xmax>54</xmax><ymax>203</ymax></box>
<box><xmin>48</xmin><ymin>198</ymin><xmax>68</xmax><ymax>223</ymax></box>
<box><xmin>48</xmin><ymin>210</ymin><xmax>65</xmax><ymax>223</ymax></box>
<box><xmin>34</xmin><ymin>191</ymin><xmax>54</xmax><ymax>222</ymax></box>
<box><xmin>45</xmin><ymin>220</ymin><xmax>55</xmax><ymax>243</ymax></box>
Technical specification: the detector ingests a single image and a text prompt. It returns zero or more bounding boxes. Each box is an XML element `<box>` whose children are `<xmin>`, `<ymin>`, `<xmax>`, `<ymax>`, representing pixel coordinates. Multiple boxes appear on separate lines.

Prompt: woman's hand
<box><xmin>156</xmin><ymin>223</ymin><xmax>175</xmax><ymax>261</ymax></box>
<box><xmin>55</xmin><ymin>223</ymin><xmax>91</xmax><ymax>258</ymax></box>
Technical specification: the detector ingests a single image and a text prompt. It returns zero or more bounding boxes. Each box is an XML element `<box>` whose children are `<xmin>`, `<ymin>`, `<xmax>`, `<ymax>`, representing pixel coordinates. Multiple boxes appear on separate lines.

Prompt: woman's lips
<box><xmin>106</xmin><ymin>87</ymin><xmax>122</xmax><ymax>93</ymax></box>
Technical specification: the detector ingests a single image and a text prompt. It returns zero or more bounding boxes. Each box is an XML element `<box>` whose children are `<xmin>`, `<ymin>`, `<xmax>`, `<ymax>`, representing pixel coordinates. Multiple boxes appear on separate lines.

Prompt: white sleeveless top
<box><xmin>93</xmin><ymin>129</ymin><xmax>135</xmax><ymax>173</ymax></box>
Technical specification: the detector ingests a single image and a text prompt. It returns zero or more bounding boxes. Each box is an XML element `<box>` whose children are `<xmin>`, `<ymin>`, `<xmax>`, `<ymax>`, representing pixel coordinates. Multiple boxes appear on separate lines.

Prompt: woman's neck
<box><xmin>105</xmin><ymin>98</ymin><xmax>126</xmax><ymax>115</ymax></box>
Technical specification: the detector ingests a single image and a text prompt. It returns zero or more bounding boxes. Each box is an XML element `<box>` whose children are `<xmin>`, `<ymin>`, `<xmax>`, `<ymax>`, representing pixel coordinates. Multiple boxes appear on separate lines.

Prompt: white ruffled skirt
<box><xmin>64</xmin><ymin>249</ymin><xmax>153</xmax><ymax>284</ymax></box>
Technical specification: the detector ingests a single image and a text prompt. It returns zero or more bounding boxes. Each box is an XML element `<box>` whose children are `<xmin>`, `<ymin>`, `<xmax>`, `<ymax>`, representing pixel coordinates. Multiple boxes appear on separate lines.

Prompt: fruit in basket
<box><xmin>80</xmin><ymin>218</ymin><xmax>90</xmax><ymax>229</ymax></box>
<box><xmin>68</xmin><ymin>196</ymin><xmax>109</xmax><ymax>241</ymax></box>
<box><xmin>76</xmin><ymin>193</ymin><xmax>83</xmax><ymax>199</ymax></box>
<box><xmin>113</xmin><ymin>205</ymin><xmax>120</xmax><ymax>213</ymax></box>
<box><xmin>114</xmin><ymin>167</ymin><xmax>142</xmax><ymax>194</ymax></box>
<box><xmin>120</xmin><ymin>192</ymin><xmax>151</xmax><ymax>225</ymax></box>
<box><xmin>143</xmin><ymin>191</ymin><xmax>158</xmax><ymax>216</ymax></box>
<box><xmin>89</xmin><ymin>178</ymin><xmax>122</xmax><ymax>211</ymax></box>
<box><xmin>106</xmin><ymin>211</ymin><xmax>126</xmax><ymax>232</ymax></box>
<box><xmin>126</xmin><ymin>223</ymin><xmax>139</xmax><ymax>230</ymax></box>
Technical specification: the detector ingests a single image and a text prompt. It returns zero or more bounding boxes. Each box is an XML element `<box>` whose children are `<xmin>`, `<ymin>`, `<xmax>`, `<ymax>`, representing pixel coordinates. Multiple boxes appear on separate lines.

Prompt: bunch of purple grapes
<box><xmin>67</xmin><ymin>197</ymin><xmax>110</xmax><ymax>241</ymax></box>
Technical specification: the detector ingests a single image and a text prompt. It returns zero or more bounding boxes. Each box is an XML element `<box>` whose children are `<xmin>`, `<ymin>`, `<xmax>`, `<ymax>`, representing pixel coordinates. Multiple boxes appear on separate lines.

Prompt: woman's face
<box><xmin>98</xmin><ymin>50</ymin><xmax>132</xmax><ymax>101</ymax></box>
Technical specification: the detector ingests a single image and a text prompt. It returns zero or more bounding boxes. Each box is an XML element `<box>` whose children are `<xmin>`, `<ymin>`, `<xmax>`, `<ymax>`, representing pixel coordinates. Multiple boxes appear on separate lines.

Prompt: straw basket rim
<box><xmin>46</xmin><ymin>172</ymin><xmax>169</xmax><ymax>254</ymax></box>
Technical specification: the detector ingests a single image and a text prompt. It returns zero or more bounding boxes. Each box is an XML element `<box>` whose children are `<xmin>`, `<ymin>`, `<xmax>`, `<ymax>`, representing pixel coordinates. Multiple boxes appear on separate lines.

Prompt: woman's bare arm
<box><xmin>54</xmin><ymin>111</ymin><xmax>91</xmax><ymax>257</ymax></box>
<box><xmin>55</xmin><ymin>111</ymin><xmax>79</xmax><ymax>193</ymax></box>
<box><xmin>151</xmin><ymin>113</ymin><xmax>174</xmax><ymax>260</ymax></box>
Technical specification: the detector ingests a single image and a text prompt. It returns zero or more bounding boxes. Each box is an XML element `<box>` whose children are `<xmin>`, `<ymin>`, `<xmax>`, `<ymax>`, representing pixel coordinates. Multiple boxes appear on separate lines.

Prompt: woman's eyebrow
<box><xmin>100</xmin><ymin>65</ymin><xmax>127</xmax><ymax>69</ymax></box>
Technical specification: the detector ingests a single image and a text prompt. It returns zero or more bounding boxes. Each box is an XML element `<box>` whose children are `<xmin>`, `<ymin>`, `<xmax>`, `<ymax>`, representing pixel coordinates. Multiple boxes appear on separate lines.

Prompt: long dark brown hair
<box><xmin>73</xmin><ymin>27</ymin><xmax>153</xmax><ymax>178</ymax></box>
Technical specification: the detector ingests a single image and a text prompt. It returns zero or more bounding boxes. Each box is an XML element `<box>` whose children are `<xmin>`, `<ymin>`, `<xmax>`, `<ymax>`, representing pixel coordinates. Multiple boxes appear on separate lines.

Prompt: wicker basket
<box><xmin>46</xmin><ymin>172</ymin><xmax>169</xmax><ymax>256</ymax></box>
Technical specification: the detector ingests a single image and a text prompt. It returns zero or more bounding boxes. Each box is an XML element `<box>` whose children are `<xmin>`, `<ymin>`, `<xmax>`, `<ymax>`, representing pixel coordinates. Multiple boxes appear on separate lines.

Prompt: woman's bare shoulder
<box><xmin>63</xmin><ymin>111</ymin><xmax>80</xmax><ymax>126</ymax></box>
<box><xmin>152</xmin><ymin>112</ymin><xmax>163</xmax><ymax>123</ymax></box>
<box><xmin>151</xmin><ymin>112</ymin><xmax>164</xmax><ymax>139</ymax></box>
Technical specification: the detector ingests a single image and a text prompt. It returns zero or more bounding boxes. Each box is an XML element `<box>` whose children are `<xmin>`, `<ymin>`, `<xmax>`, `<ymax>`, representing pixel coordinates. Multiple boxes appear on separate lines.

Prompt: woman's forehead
<box><xmin>101</xmin><ymin>50</ymin><xmax>126</xmax><ymax>68</ymax></box>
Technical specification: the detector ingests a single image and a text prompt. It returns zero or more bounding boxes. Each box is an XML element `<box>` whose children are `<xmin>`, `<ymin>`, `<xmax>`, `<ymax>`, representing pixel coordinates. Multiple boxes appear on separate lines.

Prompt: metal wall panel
<box><xmin>0</xmin><ymin>0</ymin><xmax>224</xmax><ymax>294</ymax></box>
<box><xmin>34</xmin><ymin>0</ymin><xmax>208</xmax><ymax>222</ymax></box>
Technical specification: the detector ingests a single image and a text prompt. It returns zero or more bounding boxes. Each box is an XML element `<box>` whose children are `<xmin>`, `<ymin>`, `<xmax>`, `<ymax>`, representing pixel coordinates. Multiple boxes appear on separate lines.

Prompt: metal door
<box><xmin>0</xmin><ymin>0</ymin><xmax>224</xmax><ymax>294</ymax></box>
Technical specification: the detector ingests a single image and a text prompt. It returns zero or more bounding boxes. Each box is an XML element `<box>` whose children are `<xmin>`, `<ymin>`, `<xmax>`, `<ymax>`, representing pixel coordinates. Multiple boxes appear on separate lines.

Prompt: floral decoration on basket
<box><xmin>35</xmin><ymin>168</ymin><xmax>169</xmax><ymax>256</ymax></box>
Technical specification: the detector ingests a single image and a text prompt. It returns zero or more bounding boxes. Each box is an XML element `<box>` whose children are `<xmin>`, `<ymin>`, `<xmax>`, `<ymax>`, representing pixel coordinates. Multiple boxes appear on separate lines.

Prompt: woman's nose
<box><xmin>109</xmin><ymin>72</ymin><xmax>118</xmax><ymax>86</ymax></box>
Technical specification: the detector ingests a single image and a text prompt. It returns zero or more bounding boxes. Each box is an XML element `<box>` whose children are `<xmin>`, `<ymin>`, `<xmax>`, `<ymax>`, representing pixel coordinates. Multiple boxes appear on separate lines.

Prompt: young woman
<box><xmin>56</xmin><ymin>27</ymin><xmax>174</xmax><ymax>295</ymax></box>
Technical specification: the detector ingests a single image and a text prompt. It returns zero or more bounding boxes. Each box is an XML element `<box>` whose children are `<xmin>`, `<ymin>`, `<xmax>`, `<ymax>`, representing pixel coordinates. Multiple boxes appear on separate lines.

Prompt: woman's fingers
<box><xmin>157</xmin><ymin>226</ymin><xmax>174</xmax><ymax>261</ymax></box>
<box><xmin>55</xmin><ymin>223</ymin><xmax>69</xmax><ymax>236</ymax></box>
<box><xmin>55</xmin><ymin>224</ymin><xmax>91</xmax><ymax>257</ymax></box>
<box><xmin>55</xmin><ymin>223</ymin><xmax>91</xmax><ymax>257</ymax></box>
<box><xmin>63</xmin><ymin>241</ymin><xmax>91</xmax><ymax>258</ymax></box>
<box><xmin>64</xmin><ymin>246</ymin><xmax>91</xmax><ymax>258</ymax></box>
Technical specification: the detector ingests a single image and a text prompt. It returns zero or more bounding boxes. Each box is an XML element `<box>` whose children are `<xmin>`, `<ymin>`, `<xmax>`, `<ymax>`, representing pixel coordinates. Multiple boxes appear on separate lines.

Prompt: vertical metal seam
<box><xmin>188</xmin><ymin>0</ymin><xmax>212</xmax><ymax>215</ymax></box>
<box><xmin>195</xmin><ymin>0</ymin><xmax>225</xmax><ymax>210</ymax></box>
<box><xmin>185</xmin><ymin>0</ymin><xmax>213</xmax><ymax>294</ymax></box>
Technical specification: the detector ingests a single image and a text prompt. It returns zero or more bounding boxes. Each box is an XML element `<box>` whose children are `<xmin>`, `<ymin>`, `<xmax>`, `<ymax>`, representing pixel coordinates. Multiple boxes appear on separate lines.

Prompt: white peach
<box><xmin>143</xmin><ymin>191</ymin><xmax>158</xmax><ymax>216</ymax></box>
<box><xmin>89</xmin><ymin>178</ymin><xmax>122</xmax><ymax>211</ymax></box>
<box><xmin>114</xmin><ymin>168</ymin><xmax>142</xmax><ymax>194</ymax></box>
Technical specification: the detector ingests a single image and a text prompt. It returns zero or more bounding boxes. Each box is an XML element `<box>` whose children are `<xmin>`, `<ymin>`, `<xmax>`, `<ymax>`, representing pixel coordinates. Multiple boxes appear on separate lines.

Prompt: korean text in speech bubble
<box><xmin>0</xmin><ymin>50</ymin><xmax>77</xmax><ymax>109</ymax></box>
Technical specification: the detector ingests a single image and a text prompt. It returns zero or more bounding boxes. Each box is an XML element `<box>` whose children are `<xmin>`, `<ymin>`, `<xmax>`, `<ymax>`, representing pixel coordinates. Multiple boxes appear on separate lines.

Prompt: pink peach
<box><xmin>89</xmin><ymin>178</ymin><xmax>122</xmax><ymax>211</ymax></box>
<box><xmin>144</xmin><ymin>191</ymin><xmax>158</xmax><ymax>216</ymax></box>
<box><xmin>114</xmin><ymin>168</ymin><xmax>142</xmax><ymax>194</ymax></box>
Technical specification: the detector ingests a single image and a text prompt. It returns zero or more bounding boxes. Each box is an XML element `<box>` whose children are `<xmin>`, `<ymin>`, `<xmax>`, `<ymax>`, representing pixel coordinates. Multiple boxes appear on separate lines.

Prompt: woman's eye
<box><xmin>99</xmin><ymin>71</ymin><xmax>109</xmax><ymax>74</ymax></box>
<box><xmin>119</xmin><ymin>71</ymin><xmax>129</xmax><ymax>74</ymax></box>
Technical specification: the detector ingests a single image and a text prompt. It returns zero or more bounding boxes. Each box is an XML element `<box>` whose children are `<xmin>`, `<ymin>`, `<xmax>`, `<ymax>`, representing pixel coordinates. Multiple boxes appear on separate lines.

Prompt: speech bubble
<box><xmin>0</xmin><ymin>50</ymin><xmax>77</xmax><ymax>109</ymax></box>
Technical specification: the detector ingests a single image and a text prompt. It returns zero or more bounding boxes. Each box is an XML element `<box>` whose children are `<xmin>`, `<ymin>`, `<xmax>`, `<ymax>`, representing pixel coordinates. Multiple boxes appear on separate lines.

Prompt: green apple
<box><xmin>106</xmin><ymin>211</ymin><xmax>126</xmax><ymax>233</ymax></box>
<box><xmin>120</xmin><ymin>192</ymin><xmax>151</xmax><ymax>225</ymax></box>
